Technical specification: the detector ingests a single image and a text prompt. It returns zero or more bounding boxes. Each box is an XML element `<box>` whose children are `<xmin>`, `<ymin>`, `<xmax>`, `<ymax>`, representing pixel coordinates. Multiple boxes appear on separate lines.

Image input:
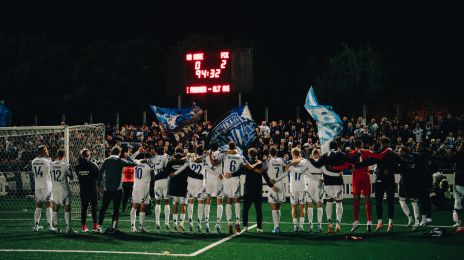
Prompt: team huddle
<box><xmin>31</xmin><ymin>137</ymin><xmax>464</xmax><ymax>235</ymax></box>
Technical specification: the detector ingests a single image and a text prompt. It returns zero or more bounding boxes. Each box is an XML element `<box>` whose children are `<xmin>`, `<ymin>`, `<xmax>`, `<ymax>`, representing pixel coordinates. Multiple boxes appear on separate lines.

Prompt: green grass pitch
<box><xmin>0</xmin><ymin>199</ymin><xmax>463</xmax><ymax>259</ymax></box>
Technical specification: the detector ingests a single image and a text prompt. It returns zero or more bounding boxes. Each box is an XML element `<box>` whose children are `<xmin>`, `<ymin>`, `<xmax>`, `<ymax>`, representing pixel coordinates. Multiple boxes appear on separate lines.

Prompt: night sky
<box><xmin>1</xmin><ymin>1</ymin><xmax>463</xmax><ymax>124</ymax></box>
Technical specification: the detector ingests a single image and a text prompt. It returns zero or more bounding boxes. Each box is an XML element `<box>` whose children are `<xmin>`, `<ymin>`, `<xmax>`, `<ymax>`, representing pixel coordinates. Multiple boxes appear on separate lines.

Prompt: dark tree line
<box><xmin>1</xmin><ymin>33</ymin><xmax>462</xmax><ymax>125</ymax></box>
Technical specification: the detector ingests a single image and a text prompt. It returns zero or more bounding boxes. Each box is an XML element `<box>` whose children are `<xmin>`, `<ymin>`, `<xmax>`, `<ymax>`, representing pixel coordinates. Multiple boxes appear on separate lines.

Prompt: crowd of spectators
<box><xmin>104</xmin><ymin>114</ymin><xmax>464</xmax><ymax>170</ymax></box>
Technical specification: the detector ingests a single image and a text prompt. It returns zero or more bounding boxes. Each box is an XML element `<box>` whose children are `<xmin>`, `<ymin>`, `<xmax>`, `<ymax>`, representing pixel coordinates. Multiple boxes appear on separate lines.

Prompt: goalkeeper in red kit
<box><xmin>348</xmin><ymin>140</ymin><xmax>390</xmax><ymax>233</ymax></box>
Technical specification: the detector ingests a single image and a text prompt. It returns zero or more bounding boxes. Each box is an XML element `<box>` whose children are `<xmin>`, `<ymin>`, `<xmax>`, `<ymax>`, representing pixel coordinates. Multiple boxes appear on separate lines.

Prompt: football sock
<box><xmin>64</xmin><ymin>212</ymin><xmax>70</xmax><ymax>228</ymax></box>
<box><xmin>299</xmin><ymin>217</ymin><xmax>305</xmax><ymax>226</ymax></box>
<box><xmin>197</xmin><ymin>203</ymin><xmax>204</xmax><ymax>225</ymax></box>
<box><xmin>453</xmin><ymin>210</ymin><xmax>461</xmax><ymax>225</ymax></box>
<box><xmin>130</xmin><ymin>208</ymin><xmax>137</xmax><ymax>228</ymax></box>
<box><xmin>180</xmin><ymin>213</ymin><xmax>185</xmax><ymax>225</ymax></box>
<box><xmin>204</xmin><ymin>204</ymin><xmax>211</xmax><ymax>223</ymax></box>
<box><xmin>336</xmin><ymin>202</ymin><xmax>343</xmax><ymax>223</ymax></box>
<box><xmin>46</xmin><ymin>207</ymin><xmax>53</xmax><ymax>228</ymax></box>
<box><xmin>164</xmin><ymin>205</ymin><xmax>170</xmax><ymax>225</ymax></box>
<box><xmin>378</xmin><ymin>219</ymin><xmax>383</xmax><ymax>224</ymax></box>
<box><xmin>234</xmin><ymin>203</ymin><xmax>241</xmax><ymax>225</ymax></box>
<box><xmin>155</xmin><ymin>204</ymin><xmax>161</xmax><ymax>225</ymax></box>
<box><xmin>353</xmin><ymin>198</ymin><xmax>360</xmax><ymax>221</ymax></box>
<box><xmin>52</xmin><ymin>211</ymin><xmax>58</xmax><ymax>227</ymax></box>
<box><xmin>278</xmin><ymin>209</ymin><xmax>281</xmax><ymax>222</ymax></box>
<box><xmin>217</xmin><ymin>204</ymin><xmax>223</xmax><ymax>224</ymax></box>
<box><xmin>307</xmin><ymin>207</ymin><xmax>313</xmax><ymax>226</ymax></box>
<box><xmin>421</xmin><ymin>214</ymin><xmax>427</xmax><ymax>224</ymax></box>
<box><xmin>139</xmin><ymin>212</ymin><xmax>145</xmax><ymax>228</ymax></box>
<box><xmin>399</xmin><ymin>199</ymin><xmax>411</xmax><ymax>218</ymax></box>
<box><xmin>365</xmin><ymin>200</ymin><xmax>372</xmax><ymax>222</ymax></box>
<box><xmin>225</xmin><ymin>204</ymin><xmax>232</xmax><ymax>225</ymax></box>
<box><xmin>272</xmin><ymin>210</ymin><xmax>279</xmax><ymax>228</ymax></box>
<box><xmin>292</xmin><ymin>218</ymin><xmax>298</xmax><ymax>227</ymax></box>
<box><xmin>34</xmin><ymin>208</ymin><xmax>42</xmax><ymax>226</ymax></box>
<box><xmin>411</xmin><ymin>201</ymin><xmax>420</xmax><ymax>224</ymax></box>
<box><xmin>317</xmin><ymin>207</ymin><xmax>323</xmax><ymax>224</ymax></box>
<box><xmin>388</xmin><ymin>218</ymin><xmax>393</xmax><ymax>225</ymax></box>
<box><xmin>326</xmin><ymin>202</ymin><xmax>333</xmax><ymax>223</ymax></box>
<box><xmin>173</xmin><ymin>214</ymin><xmax>178</xmax><ymax>225</ymax></box>
<box><xmin>188</xmin><ymin>204</ymin><xmax>194</xmax><ymax>224</ymax></box>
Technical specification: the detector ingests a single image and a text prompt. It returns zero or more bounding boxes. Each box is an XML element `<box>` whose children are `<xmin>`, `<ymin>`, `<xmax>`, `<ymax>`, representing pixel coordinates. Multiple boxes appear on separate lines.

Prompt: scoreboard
<box><xmin>166</xmin><ymin>48</ymin><xmax>253</xmax><ymax>96</ymax></box>
<box><xmin>184</xmin><ymin>50</ymin><xmax>232</xmax><ymax>94</ymax></box>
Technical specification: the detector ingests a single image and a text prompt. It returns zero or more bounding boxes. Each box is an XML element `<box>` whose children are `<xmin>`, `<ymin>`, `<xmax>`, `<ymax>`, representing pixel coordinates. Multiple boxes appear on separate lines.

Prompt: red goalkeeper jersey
<box><xmin>348</xmin><ymin>149</ymin><xmax>389</xmax><ymax>181</ymax></box>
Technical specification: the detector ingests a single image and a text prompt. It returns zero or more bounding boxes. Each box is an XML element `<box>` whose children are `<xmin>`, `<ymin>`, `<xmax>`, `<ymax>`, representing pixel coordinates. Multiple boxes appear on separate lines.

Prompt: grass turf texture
<box><xmin>0</xmin><ymin>199</ymin><xmax>463</xmax><ymax>259</ymax></box>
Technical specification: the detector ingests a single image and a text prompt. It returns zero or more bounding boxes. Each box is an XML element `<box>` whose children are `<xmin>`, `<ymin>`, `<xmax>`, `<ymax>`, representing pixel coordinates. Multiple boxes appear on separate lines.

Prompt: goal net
<box><xmin>0</xmin><ymin>124</ymin><xmax>105</xmax><ymax>218</ymax></box>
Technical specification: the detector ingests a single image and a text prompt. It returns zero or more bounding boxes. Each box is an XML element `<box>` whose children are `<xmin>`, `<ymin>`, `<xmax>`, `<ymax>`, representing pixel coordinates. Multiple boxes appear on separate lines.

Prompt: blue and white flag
<box><xmin>0</xmin><ymin>101</ymin><xmax>11</xmax><ymax>127</ymax></box>
<box><xmin>304</xmin><ymin>87</ymin><xmax>343</xmax><ymax>145</ymax></box>
<box><xmin>208</xmin><ymin>105</ymin><xmax>257</xmax><ymax>151</ymax></box>
<box><xmin>149</xmin><ymin>103</ymin><xmax>203</xmax><ymax>132</ymax></box>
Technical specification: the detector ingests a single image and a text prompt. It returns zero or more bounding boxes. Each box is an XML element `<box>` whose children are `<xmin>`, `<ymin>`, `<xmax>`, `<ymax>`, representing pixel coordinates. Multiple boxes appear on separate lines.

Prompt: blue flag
<box><xmin>208</xmin><ymin>105</ymin><xmax>257</xmax><ymax>151</ymax></box>
<box><xmin>0</xmin><ymin>101</ymin><xmax>11</xmax><ymax>127</ymax></box>
<box><xmin>304</xmin><ymin>87</ymin><xmax>343</xmax><ymax>145</ymax></box>
<box><xmin>149</xmin><ymin>104</ymin><xmax>203</xmax><ymax>132</ymax></box>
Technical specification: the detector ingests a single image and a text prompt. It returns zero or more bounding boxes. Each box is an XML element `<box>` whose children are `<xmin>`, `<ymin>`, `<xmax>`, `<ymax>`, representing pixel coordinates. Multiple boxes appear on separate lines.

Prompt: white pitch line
<box><xmin>0</xmin><ymin>249</ymin><xmax>190</xmax><ymax>257</ymax></box>
<box><xmin>0</xmin><ymin>219</ymin><xmax>454</xmax><ymax>228</ymax></box>
<box><xmin>188</xmin><ymin>224</ymin><xmax>257</xmax><ymax>257</ymax></box>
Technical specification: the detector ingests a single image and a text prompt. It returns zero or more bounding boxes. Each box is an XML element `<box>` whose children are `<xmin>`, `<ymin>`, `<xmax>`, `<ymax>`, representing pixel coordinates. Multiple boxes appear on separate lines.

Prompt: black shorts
<box><xmin>399</xmin><ymin>179</ymin><xmax>419</xmax><ymax>199</ymax></box>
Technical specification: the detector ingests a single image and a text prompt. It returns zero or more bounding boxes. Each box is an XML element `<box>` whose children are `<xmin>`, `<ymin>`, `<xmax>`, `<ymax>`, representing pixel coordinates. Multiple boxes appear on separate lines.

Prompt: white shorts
<box><xmin>171</xmin><ymin>196</ymin><xmax>186</xmax><ymax>204</ymax></box>
<box><xmin>35</xmin><ymin>188</ymin><xmax>53</xmax><ymax>203</ymax></box>
<box><xmin>306</xmin><ymin>178</ymin><xmax>324</xmax><ymax>203</ymax></box>
<box><xmin>187</xmin><ymin>180</ymin><xmax>206</xmax><ymax>200</ymax></box>
<box><xmin>268</xmin><ymin>183</ymin><xmax>285</xmax><ymax>204</ymax></box>
<box><xmin>454</xmin><ymin>185</ymin><xmax>464</xmax><ymax>210</ymax></box>
<box><xmin>205</xmin><ymin>180</ymin><xmax>223</xmax><ymax>198</ymax></box>
<box><xmin>290</xmin><ymin>191</ymin><xmax>307</xmax><ymax>205</ymax></box>
<box><xmin>154</xmin><ymin>179</ymin><xmax>169</xmax><ymax>200</ymax></box>
<box><xmin>52</xmin><ymin>188</ymin><xmax>70</xmax><ymax>205</ymax></box>
<box><xmin>324</xmin><ymin>185</ymin><xmax>344</xmax><ymax>201</ymax></box>
<box><xmin>223</xmin><ymin>178</ymin><xmax>240</xmax><ymax>198</ymax></box>
<box><xmin>132</xmin><ymin>185</ymin><xmax>151</xmax><ymax>204</ymax></box>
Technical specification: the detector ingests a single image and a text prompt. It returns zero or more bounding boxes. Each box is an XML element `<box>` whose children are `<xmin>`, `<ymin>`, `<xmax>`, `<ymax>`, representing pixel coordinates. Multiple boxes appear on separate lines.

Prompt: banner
<box><xmin>0</xmin><ymin>101</ymin><xmax>11</xmax><ymax>127</ymax></box>
<box><xmin>207</xmin><ymin>105</ymin><xmax>257</xmax><ymax>151</ymax></box>
<box><xmin>149</xmin><ymin>103</ymin><xmax>203</xmax><ymax>132</ymax></box>
<box><xmin>304</xmin><ymin>87</ymin><xmax>343</xmax><ymax>145</ymax></box>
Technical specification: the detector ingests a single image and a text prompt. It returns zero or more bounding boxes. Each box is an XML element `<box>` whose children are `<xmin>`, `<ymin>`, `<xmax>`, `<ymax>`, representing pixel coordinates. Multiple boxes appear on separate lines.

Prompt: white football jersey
<box><xmin>266</xmin><ymin>157</ymin><xmax>286</xmax><ymax>180</ymax></box>
<box><xmin>151</xmin><ymin>155</ymin><xmax>169</xmax><ymax>175</ymax></box>
<box><xmin>188</xmin><ymin>156</ymin><xmax>206</xmax><ymax>183</ymax></box>
<box><xmin>32</xmin><ymin>157</ymin><xmax>52</xmax><ymax>190</ymax></box>
<box><xmin>134</xmin><ymin>163</ymin><xmax>152</xmax><ymax>188</ymax></box>
<box><xmin>50</xmin><ymin>160</ymin><xmax>70</xmax><ymax>191</ymax></box>
<box><xmin>288</xmin><ymin>158</ymin><xmax>308</xmax><ymax>192</ymax></box>
<box><xmin>222</xmin><ymin>152</ymin><xmax>245</xmax><ymax>175</ymax></box>
<box><xmin>205</xmin><ymin>150</ymin><xmax>222</xmax><ymax>182</ymax></box>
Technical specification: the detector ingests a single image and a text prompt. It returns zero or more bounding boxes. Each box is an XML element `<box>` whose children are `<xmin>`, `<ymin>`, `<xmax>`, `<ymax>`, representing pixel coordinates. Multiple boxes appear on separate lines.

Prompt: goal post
<box><xmin>0</xmin><ymin>124</ymin><xmax>106</xmax><ymax>218</ymax></box>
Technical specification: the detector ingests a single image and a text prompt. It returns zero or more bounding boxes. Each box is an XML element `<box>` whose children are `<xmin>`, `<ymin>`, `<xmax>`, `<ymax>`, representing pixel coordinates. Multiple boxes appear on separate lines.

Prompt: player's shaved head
<box><xmin>228</xmin><ymin>141</ymin><xmax>236</xmax><ymax>150</ymax></box>
<box><xmin>211</xmin><ymin>142</ymin><xmax>219</xmax><ymax>151</ymax></box>
<box><xmin>56</xmin><ymin>149</ymin><xmax>65</xmax><ymax>158</ymax></box>
<box><xmin>80</xmin><ymin>148</ymin><xmax>90</xmax><ymax>158</ymax></box>
<box><xmin>156</xmin><ymin>146</ymin><xmax>164</xmax><ymax>155</ymax></box>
